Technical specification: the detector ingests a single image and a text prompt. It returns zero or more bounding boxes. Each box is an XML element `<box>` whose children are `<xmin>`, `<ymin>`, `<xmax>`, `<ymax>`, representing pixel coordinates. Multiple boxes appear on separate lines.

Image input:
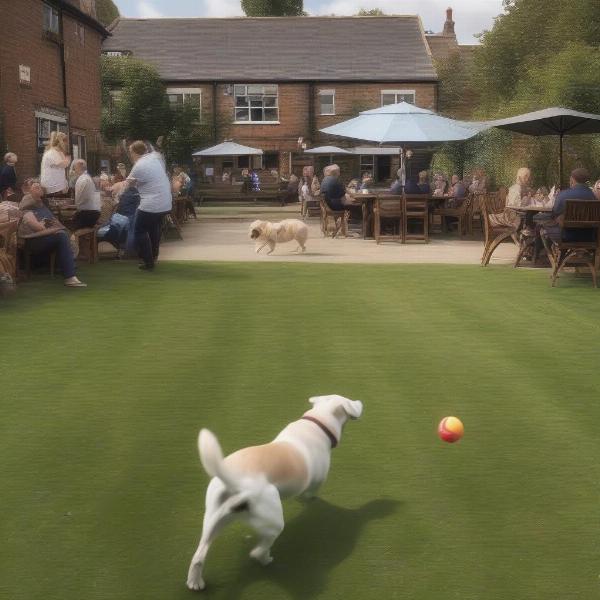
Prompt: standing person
<box><xmin>72</xmin><ymin>159</ymin><xmax>101</xmax><ymax>228</ymax></box>
<box><xmin>126</xmin><ymin>140</ymin><xmax>172</xmax><ymax>271</ymax></box>
<box><xmin>250</xmin><ymin>168</ymin><xmax>260</xmax><ymax>192</ymax></box>
<box><xmin>40</xmin><ymin>131</ymin><xmax>71</xmax><ymax>198</ymax></box>
<box><xmin>0</xmin><ymin>153</ymin><xmax>18</xmax><ymax>198</ymax></box>
<box><xmin>417</xmin><ymin>170</ymin><xmax>431</xmax><ymax>194</ymax></box>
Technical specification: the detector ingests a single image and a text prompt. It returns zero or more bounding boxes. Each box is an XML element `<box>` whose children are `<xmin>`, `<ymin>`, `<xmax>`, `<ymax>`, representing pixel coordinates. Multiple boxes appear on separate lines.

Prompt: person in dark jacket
<box><xmin>320</xmin><ymin>164</ymin><xmax>347</xmax><ymax>211</ymax></box>
<box><xmin>0</xmin><ymin>153</ymin><xmax>18</xmax><ymax>197</ymax></box>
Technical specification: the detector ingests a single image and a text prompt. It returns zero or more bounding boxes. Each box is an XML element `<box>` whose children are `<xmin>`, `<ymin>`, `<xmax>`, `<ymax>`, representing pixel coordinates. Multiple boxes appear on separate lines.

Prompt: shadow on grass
<box><xmin>214</xmin><ymin>497</ymin><xmax>400</xmax><ymax>599</ymax></box>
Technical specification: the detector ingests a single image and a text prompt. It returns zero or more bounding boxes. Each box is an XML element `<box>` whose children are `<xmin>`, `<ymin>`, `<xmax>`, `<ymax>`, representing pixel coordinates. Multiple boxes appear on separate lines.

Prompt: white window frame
<box><xmin>104</xmin><ymin>51</ymin><xmax>125</xmax><ymax>57</ymax></box>
<box><xmin>234</xmin><ymin>84</ymin><xmax>279</xmax><ymax>124</ymax></box>
<box><xmin>360</xmin><ymin>155</ymin><xmax>375</xmax><ymax>174</ymax></box>
<box><xmin>35</xmin><ymin>112</ymin><xmax>68</xmax><ymax>153</ymax></box>
<box><xmin>166</xmin><ymin>87</ymin><xmax>202</xmax><ymax>120</ymax></box>
<box><xmin>43</xmin><ymin>2</ymin><xmax>60</xmax><ymax>35</ymax></box>
<box><xmin>318</xmin><ymin>89</ymin><xmax>335</xmax><ymax>115</ymax></box>
<box><xmin>381</xmin><ymin>89</ymin><xmax>416</xmax><ymax>106</ymax></box>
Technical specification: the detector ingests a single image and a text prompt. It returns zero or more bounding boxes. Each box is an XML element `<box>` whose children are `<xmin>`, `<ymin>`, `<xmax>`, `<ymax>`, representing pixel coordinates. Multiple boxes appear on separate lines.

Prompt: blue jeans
<box><xmin>25</xmin><ymin>231</ymin><xmax>76</xmax><ymax>278</ymax></box>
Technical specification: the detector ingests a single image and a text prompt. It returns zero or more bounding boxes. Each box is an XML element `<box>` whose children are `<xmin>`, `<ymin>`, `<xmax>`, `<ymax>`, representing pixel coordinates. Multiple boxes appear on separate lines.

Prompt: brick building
<box><xmin>0</xmin><ymin>0</ymin><xmax>109</xmax><ymax>182</ymax></box>
<box><xmin>103</xmin><ymin>15</ymin><xmax>440</xmax><ymax>181</ymax></box>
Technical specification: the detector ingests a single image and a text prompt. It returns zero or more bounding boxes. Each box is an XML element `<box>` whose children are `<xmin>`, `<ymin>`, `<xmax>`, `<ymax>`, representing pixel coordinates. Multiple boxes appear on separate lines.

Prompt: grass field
<box><xmin>2</xmin><ymin>261</ymin><xmax>600</xmax><ymax>600</ymax></box>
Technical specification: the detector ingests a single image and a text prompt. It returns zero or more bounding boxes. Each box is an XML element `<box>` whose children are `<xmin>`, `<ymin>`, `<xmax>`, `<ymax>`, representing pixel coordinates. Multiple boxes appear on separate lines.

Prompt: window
<box><xmin>71</xmin><ymin>134</ymin><xmax>87</xmax><ymax>161</ymax></box>
<box><xmin>36</xmin><ymin>113</ymin><xmax>68</xmax><ymax>153</ymax></box>
<box><xmin>43</xmin><ymin>3</ymin><xmax>60</xmax><ymax>35</ymax></box>
<box><xmin>167</xmin><ymin>88</ymin><xmax>202</xmax><ymax>120</ymax></box>
<box><xmin>234</xmin><ymin>84</ymin><xmax>279</xmax><ymax>123</ymax></box>
<box><xmin>108</xmin><ymin>90</ymin><xmax>122</xmax><ymax>110</ymax></box>
<box><xmin>319</xmin><ymin>90</ymin><xmax>335</xmax><ymax>115</ymax></box>
<box><xmin>105</xmin><ymin>51</ymin><xmax>125</xmax><ymax>57</ymax></box>
<box><xmin>237</xmin><ymin>156</ymin><xmax>249</xmax><ymax>169</ymax></box>
<box><xmin>263</xmin><ymin>152</ymin><xmax>279</xmax><ymax>170</ymax></box>
<box><xmin>360</xmin><ymin>155</ymin><xmax>374</xmax><ymax>175</ymax></box>
<box><xmin>381</xmin><ymin>90</ymin><xmax>416</xmax><ymax>106</ymax></box>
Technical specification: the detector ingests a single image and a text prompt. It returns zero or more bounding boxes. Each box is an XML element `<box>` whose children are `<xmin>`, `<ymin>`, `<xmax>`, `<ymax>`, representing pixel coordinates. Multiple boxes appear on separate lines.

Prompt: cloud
<box><xmin>136</xmin><ymin>1</ymin><xmax>164</xmax><ymax>18</ymax></box>
<box><xmin>201</xmin><ymin>0</ymin><xmax>243</xmax><ymax>17</ymax></box>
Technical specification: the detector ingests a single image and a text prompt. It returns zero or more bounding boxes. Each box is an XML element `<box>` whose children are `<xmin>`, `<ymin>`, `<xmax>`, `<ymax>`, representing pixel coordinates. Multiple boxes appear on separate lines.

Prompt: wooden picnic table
<box><xmin>349</xmin><ymin>192</ymin><xmax>455</xmax><ymax>239</ymax></box>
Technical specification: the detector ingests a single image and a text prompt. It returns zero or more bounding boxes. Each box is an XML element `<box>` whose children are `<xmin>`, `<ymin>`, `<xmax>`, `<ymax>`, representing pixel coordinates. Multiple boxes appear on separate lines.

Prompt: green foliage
<box><xmin>433</xmin><ymin>0</ymin><xmax>600</xmax><ymax>185</ymax></box>
<box><xmin>435</xmin><ymin>52</ymin><xmax>478</xmax><ymax>118</ymax></box>
<box><xmin>95</xmin><ymin>0</ymin><xmax>119</xmax><ymax>26</ymax></box>
<box><xmin>241</xmin><ymin>0</ymin><xmax>303</xmax><ymax>16</ymax></box>
<box><xmin>162</xmin><ymin>104</ymin><xmax>213</xmax><ymax>167</ymax></box>
<box><xmin>101</xmin><ymin>56</ymin><xmax>172</xmax><ymax>144</ymax></box>
<box><xmin>357</xmin><ymin>8</ymin><xmax>385</xmax><ymax>16</ymax></box>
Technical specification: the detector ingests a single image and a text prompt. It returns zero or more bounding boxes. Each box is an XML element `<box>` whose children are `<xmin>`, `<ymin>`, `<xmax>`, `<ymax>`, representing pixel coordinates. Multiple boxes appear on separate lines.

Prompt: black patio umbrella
<box><xmin>486</xmin><ymin>107</ymin><xmax>600</xmax><ymax>188</ymax></box>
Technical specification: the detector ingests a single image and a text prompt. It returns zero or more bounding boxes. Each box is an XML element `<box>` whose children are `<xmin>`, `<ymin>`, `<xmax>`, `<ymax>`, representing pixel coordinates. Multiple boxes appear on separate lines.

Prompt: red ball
<box><xmin>438</xmin><ymin>416</ymin><xmax>464</xmax><ymax>443</ymax></box>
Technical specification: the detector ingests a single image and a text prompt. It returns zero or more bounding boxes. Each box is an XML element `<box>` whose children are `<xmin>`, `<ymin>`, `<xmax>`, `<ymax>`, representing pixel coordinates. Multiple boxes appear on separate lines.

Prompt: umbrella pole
<box><xmin>400</xmin><ymin>147</ymin><xmax>405</xmax><ymax>187</ymax></box>
<box><xmin>559</xmin><ymin>133</ymin><xmax>564</xmax><ymax>189</ymax></box>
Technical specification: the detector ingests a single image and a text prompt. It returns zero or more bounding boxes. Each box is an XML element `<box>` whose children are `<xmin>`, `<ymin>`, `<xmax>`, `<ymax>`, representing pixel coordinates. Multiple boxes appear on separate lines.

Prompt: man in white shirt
<box><xmin>126</xmin><ymin>140</ymin><xmax>172</xmax><ymax>270</ymax></box>
<box><xmin>72</xmin><ymin>159</ymin><xmax>101</xmax><ymax>228</ymax></box>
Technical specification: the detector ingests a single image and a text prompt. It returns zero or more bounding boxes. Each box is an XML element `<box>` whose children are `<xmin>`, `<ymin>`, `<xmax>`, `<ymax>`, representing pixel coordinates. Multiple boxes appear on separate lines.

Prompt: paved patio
<box><xmin>157</xmin><ymin>206</ymin><xmax>517</xmax><ymax>265</ymax></box>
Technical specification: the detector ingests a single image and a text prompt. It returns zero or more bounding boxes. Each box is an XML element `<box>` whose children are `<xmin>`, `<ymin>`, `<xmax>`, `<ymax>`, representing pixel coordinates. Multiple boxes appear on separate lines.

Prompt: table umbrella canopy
<box><xmin>192</xmin><ymin>141</ymin><xmax>263</xmax><ymax>157</ymax></box>
<box><xmin>485</xmin><ymin>107</ymin><xmax>600</xmax><ymax>187</ymax></box>
<box><xmin>485</xmin><ymin>107</ymin><xmax>600</xmax><ymax>136</ymax></box>
<box><xmin>303</xmin><ymin>146</ymin><xmax>354</xmax><ymax>155</ymax></box>
<box><xmin>320</xmin><ymin>102</ymin><xmax>486</xmax><ymax>144</ymax></box>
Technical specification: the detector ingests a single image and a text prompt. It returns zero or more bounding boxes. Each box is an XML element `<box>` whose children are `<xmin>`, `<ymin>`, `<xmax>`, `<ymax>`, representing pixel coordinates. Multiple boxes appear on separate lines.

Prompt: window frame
<box><xmin>381</xmin><ymin>89</ymin><xmax>416</xmax><ymax>106</ymax></box>
<box><xmin>318</xmin><ymin>89</ymin><xmax>336</xmax><ymax>116</ymax></box>
<box><xmin>166</xmin><ymin>87</ymin><xmax>202</xmax><ymax>121</ymax></box>
<box><xmin>35</xmin><ymin>112</ymin><xmax>68</xmax><ymax>154</ymax></box>
<box><xmin>233</xmin><ymin>84</ymin><xmax>279</xmax><ymax>124</ymax></box>
<box><xmin>71</xmin><ymin>133</ymin><xmax>87</xmax><ymax>161</ymax></box>
<box><xmin>42</xmin><ymin>2</ymin><xmax>60</xmax><ymax>36</ymax></box>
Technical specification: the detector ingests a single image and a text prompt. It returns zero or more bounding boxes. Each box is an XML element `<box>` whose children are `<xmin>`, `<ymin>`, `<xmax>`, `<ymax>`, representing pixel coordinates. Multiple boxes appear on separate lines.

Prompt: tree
<box><xmin>357</xmin><ymin>8</ymin><xmax>385</xmax><ymax>16</ymax></box>
<box><xmin>101</xmin><ymin>56</ymin><xmax>172</xmax><ymax>145</ymax></box>
<box><xmin>96</xmin><ymin>0</ymin><xmax>120</xmax><ymax>26</ymax></box>
<box><xmin>241</xmin><ymin>0</ymin><xmax>303</xmax><ymax>16</ymax></box>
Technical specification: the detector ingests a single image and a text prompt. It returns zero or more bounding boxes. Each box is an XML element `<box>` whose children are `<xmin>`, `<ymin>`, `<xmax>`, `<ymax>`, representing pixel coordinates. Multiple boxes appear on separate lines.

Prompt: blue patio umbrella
<box><xmin>320</xmin><ymin>102</ymin><xmax>487</xmax><ymax>183</ymax></box>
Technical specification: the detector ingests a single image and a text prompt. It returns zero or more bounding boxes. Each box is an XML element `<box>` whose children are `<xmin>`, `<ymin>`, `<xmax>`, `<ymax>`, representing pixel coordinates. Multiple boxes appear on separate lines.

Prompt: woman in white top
<box><xmin>489</xmin><ymin>167</ymin><xmax>532</xmax><ymax>228</ymax></box>
<box><xmin>40</xmin><ymin>131</ymin><xmax>71</xmax><ymax>197</ymax></box>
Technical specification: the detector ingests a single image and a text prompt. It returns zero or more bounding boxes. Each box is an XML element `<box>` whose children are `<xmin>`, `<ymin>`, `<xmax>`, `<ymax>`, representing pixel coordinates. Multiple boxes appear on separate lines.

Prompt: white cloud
<box><xmin>137</xmin><ymin>1</ymin><xmax>164</xmax><ymax>18</ymax></box>
<box><xmin>201</xmin><ymin>0</ymin><xmax>243</xmax><ymax>17</ymax></box>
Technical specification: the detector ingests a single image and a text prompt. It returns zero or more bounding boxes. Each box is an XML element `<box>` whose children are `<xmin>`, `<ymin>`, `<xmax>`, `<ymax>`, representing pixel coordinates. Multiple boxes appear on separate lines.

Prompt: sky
<box><xmin>113</xmin><ymin>0</ymin><xmax>505</xmax><ymax>44</ymax></box>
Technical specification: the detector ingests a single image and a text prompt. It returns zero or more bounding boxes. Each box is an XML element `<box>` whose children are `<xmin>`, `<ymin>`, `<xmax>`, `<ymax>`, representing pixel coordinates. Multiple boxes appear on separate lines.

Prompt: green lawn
<box><xmin>2</xmin><ymin>262</ymin><xmax>599</xmax><ymax>600</ymax></box>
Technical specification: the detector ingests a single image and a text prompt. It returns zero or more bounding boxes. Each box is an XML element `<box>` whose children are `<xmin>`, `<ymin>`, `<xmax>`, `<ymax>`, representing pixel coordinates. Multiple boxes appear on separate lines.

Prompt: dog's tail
<box><xmin>198</xmin><ymin>428</ymin><xmax>266</xmax><ymax>495</ymax></box>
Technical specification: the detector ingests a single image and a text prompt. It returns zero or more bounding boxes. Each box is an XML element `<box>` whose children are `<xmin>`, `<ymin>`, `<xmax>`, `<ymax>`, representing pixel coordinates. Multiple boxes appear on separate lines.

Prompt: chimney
<box><xmin>443</xmin><ymin>7</ymin><xmax>455</xmax><ymax>36</ymax></box>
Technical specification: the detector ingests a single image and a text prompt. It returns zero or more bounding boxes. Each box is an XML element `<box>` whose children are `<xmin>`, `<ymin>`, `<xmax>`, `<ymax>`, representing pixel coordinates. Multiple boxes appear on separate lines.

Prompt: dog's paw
<box><xmin>187</xmin><ymin>577</ymin><xmax>206</xmax><ymax>591</ymax></box>
<box><xmin>250</xmin><ymin>548</ymin><xmax>273</xmax><ymax>566</ymax></box>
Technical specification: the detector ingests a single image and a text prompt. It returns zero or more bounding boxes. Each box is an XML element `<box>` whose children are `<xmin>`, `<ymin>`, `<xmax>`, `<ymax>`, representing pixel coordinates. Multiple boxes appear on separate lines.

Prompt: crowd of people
<box><xmin>0</xmin><ymin>132</ymin><xmax>175</xmax><ymax>287</ymax></box>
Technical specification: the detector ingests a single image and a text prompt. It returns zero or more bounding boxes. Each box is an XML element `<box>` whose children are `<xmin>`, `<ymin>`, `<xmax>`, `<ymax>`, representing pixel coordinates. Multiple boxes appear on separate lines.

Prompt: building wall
<box><xmin>0</xmin><ymin>0</ymin><xmax>104</xmax><ymax>183</ymax></box>
<box><xmin>173</xmin><ymin>80</ymin><xmax>436</xmax><ymax>177</ymax></box>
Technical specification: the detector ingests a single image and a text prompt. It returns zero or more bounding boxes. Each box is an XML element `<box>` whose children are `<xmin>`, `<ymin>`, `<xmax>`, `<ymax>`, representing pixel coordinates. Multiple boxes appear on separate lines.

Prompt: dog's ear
<box><xmin>339</xmin><ymin>397</ymin><xmax>363</xmax><ymax>419</ymax></box>
<box><xmin>309</xmin><ymin>395</ymin><xmax>363</xmax><ymax>419</ymax></box>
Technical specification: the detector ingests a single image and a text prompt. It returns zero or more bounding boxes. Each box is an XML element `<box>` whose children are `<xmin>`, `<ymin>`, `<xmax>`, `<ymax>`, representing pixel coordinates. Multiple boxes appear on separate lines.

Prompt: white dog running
<box><xmin>249</xmin><ymin>219</ymin><xmax>308</xmax><ymax>254</ymax></box>
<box><xmin>186</xmin><ymin>394</ymin><xmax>363</xmax><ymax>591</ymax></box>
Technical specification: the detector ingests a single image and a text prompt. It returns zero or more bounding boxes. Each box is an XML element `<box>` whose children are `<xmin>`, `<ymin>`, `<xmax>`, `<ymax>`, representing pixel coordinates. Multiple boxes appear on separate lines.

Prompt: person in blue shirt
<box><xmin>320</xmin><ymin>164</ymin><xmax>347</xmax><ymax>211</ymax></box>
<box><xmin>547</xmin><ymin>168</ymin><xmax>598</xmax><ymax>242</ymax></box>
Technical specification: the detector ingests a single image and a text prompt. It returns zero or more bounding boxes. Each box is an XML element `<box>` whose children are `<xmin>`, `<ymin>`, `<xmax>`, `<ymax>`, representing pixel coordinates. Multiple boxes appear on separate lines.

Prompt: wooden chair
<box><xmin>540</xmin><ymin>200</ymin><xmax>600</xmax><ymax>287</ymax></box>
<box><xmin>73</xmin><ymin>227</ymin><xmax>98</xmax><ymax>263</ymax></box>
<box><xmin>20</xmin><ymin>240</ymin><xmax>56</xmax><ymax>279</ymax></box>
<box><xmin>373</xmin><ymin>195</ymin><xmax>403</xmax><ymax>243</ymax></box>
<box><xmin>466</xmin><ymin>191</ymin><xmax>486</xmax><ymax>235</ymax></box>
<box><xmin>403</xmin><ymin>194</ymin><xmax>429</xmax><ymax>243</ymax></box>
<box><xmin>435</xmin><ymin>194</ymin><xmax>473</xmax><ymax>237</ymax></box>
<box><xmin>320</xmin><ymin>199</ymin><xmax>349</xmax><ymax>238</ymax></box>
<box><xmin>0</xmin><ymin>219</ymin><xmax>19</xmax><ymax>282</ymax></box>
<box><xmin>480</xmin><ymin>192</ymin><xmax>519</xmax><ymax>266</ymax></box>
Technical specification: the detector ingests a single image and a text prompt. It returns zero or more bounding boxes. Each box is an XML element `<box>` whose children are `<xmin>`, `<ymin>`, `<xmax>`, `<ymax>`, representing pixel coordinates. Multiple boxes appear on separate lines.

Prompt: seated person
<box><xmin>359</xmin><ymin>171</ymin><xmax>374</xmax><ymax>191</ymax></box>
<box><xmin>592</xmin><ymin>179</ymin><xmax>600</xmax><ymax>201</ymax></box>
<box><xmin>18</xmin><ymin>179</ymin><xmax>86</xmax><ymax>287</ymax></box>
<box><xmin>221</xmin><ymin>170</ymin><xmax>231</xmax><ymax>183</ymax></box>
<box><xmin>320</xmin><ymin>164</ymin><xmax>347</xmax><ymax>211</ymax></box>
<box><xmin>403</xmin><ymin>178</ymin><xmax>422</xmax><ymax>194</ymax></box>
<box><xmin>72</xmin><ymin>159</ymin><xmax>101</xmax><ymax>229</ymax></box>
<box><xmin>390</xmin><ymin>169</ymin><xmax>403</xmax><ymax>194</ymax></box>
<box><xmin>432</xmin><ymin>173</ymin><xmax>448</xmax><ymax>197</ymax></box>
<box><xmin>417</xmin><ymin>170</ymin><xmax>431</xmax><ymax>195</ymax></box>
<box><xmin>531</xmin><ymin>186</ymin><xmax>550</xmax><ymax>206</ymax></box>
<box><xmin>445</xmin><ymin>175</ymin><xmax>467</xmax><ymax>207</ymax></box>
<box><xmin>468</xmin><ymin>168</ymin><xmax>487</xmax><ymax>194</ymax></box>
<box><xmin>346</xmin><ymin>178</ymin><xmax>360</xmax><ymax>194</ymax></box>
<box><xmin>489</xmin><ymin>167</ymin><xmax>532</xmax><ymax>228</ymax></box>
<box><xmin>543</xmin><ymin>168</ymin><xmax>598</xmax><ymax>243</ymax></box>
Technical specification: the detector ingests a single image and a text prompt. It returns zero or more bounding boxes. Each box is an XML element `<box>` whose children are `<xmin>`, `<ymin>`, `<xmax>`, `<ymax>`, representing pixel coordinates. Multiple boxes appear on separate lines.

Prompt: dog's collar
<box><xmin>301</xmin><ymin>415</ymin><xmax>338</xmax><ymax>448</ymax></box>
